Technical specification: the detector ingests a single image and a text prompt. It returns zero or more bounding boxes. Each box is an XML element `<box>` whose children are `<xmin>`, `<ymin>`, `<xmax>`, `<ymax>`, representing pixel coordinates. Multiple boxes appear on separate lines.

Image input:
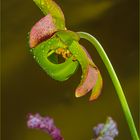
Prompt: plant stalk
<box><xmin>77</xmin><ymin>32</ymin><xmax>139</xmax><ymax>140</ymax></box>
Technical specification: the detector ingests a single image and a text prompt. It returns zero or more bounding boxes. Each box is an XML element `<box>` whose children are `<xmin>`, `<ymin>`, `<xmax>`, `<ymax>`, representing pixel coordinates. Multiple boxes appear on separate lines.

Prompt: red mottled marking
<box><xmin>75</xmin><ymin>65</ymin><xmax>98</xmax><ymax>97</ymax></box>
<box><xmin>75</xmin><ymin>46</ymin><xmax>99</xmax><ymax>98</ymax></box>
<box><xmin>29</xmin><ymin>14</ymin><xmax>57</xmax><ymax>48</ymax></box>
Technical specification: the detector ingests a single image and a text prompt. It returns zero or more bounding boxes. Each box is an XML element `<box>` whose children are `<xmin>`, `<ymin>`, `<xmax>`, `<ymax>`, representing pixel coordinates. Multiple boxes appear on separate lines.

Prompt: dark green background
<box><xmin>1</xmin><ymin>0</ymin><xmax>139</xmax><ymax>140</ymax></box>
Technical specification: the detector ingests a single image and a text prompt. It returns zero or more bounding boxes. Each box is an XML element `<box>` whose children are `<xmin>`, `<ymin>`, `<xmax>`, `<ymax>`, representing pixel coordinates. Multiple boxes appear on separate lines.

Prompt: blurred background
<box><xmin>1</xmin><ymin>0</ymin><xmax>139</xmax><ymax>140</ymax></box>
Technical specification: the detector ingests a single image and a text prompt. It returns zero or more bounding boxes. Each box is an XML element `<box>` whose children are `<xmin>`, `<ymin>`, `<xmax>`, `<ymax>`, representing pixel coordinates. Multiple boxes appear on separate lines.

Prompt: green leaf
<box><xmin>90</xmin><ymin>70</ymin><xmax>102</xmax><ymax>101</ymax></box>
<box><xmin>33</xmin><ymin>0</ymin><xmax>65</xmax><ymax>30</ymax></box>
<box><xmin>69</xmin><ymin>41</ymin><xmax>102</xmax><ymax>100</ymax></box>
<box><xmin>56</xmin><ymin>30</ymin><xmax>80</xmax><ymax>45</ymax></box>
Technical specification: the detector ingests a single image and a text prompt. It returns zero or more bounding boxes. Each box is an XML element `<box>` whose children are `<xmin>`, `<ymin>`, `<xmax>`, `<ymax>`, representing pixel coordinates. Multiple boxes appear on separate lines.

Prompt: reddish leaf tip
<box><xmin>75</xmin><ymin>65</ymin><xmax>98</xmax><ymax>98</ymax></box>
<box><xmin>89</xmin><ymin>71</ymin><xmax>103</xmax><ymax>101</ymax></box>
<box><xmin>89</xmin><ymin>91</ymin><xmax>101</xmax><ymax>101</ymax></box>
<box><xmin>29</xmin><ymin>14</ymin><xmax>57</xmax><ymax>48</ymax></box>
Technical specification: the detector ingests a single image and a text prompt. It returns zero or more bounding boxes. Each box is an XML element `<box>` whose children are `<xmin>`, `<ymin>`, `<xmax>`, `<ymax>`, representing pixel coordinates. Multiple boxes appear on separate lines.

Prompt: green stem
<box><xmin>78</xmin><ymin>32</ymin><xmax>139</xmax><ymax>140</ymax></box>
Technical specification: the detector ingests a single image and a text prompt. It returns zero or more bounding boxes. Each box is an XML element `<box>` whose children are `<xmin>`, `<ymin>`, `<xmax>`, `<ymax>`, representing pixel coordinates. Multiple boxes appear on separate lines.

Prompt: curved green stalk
<box><xmin>78</xmin><ymin>32</ymin><xmax>139</xmax><ymax>140</ymax></box>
